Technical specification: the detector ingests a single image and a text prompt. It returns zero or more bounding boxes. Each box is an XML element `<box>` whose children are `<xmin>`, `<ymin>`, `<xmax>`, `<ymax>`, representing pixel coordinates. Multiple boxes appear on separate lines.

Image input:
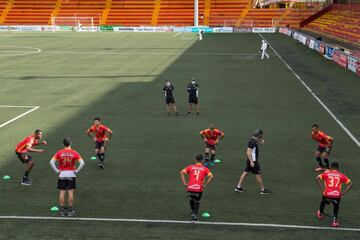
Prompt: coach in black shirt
<box><xmin>187</xmin><ymin>78</ymin><xmax>200</xmax><ymax>115</ymax></box>
<box><xmin>234</xmin><ymin>129</ymin><xmax>271</xmax><ymax>195</ymax></box>
<box><xmin>162</xmin><ymin>80</ymin><xmax>179</xmax><ymax>116</ymax></box>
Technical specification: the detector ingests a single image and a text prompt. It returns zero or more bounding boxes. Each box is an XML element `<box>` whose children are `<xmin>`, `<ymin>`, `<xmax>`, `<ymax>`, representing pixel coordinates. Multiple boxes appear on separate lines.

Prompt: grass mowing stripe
<box><xmin>0</xmin><ymin>216</ymin><xmax>359</xmax><ymax>232</ymax></box>
<box><xmin>0</xmin><ymin>106</ymin><xmax>40</xmax><ymax>128</ymax></box>
<box><xmin>258</xmin><ymin>33</ymin><xmax>360</xmax><ymax>149</ymax></box>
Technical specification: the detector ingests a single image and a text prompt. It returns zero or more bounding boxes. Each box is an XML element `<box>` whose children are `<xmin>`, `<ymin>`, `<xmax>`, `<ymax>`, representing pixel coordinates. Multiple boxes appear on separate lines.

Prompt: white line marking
<box><xmin>42</xmin><ymin>51</ymin><xmax>265</xmax><ymax>56</ymax></box>
<box><xmin>0</xmin><ymin>45</ymin><xmax>41</xmax><ymax>57</ymax></box>
<box><xmin>173</xmin><ymin>32</ymin><xmax>182</xmax><ymax>38</ymax></box>
<box><xmin>0</xmin><ymin>216</ymin><xmax>359</xmax><ymax>232</ymax></box>
<box><xmin>0</xmin><ymin>105</ymin><xmax>38</xmax><ymax>108</ymax></box>
<box><xmin>0</xmin><ymin>106</ymin><xmax>40</xmax><ymax>129</ymax></box>
<box><xmin>259</xmin><ymin>33</ymin><xmax>360</xmax><ymax>148</ymax></box>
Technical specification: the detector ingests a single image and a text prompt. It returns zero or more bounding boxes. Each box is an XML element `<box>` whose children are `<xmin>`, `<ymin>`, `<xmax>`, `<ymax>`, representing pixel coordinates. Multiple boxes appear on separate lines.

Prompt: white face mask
<box><xmin>191</xmin><ymin>81</ymin><xmax>195</xmax><ymax>84</ymax></box>
<box><xmin>166</xmin><ymin>82</ymin><xmax>170</xmax><ymax>87</ymax></box>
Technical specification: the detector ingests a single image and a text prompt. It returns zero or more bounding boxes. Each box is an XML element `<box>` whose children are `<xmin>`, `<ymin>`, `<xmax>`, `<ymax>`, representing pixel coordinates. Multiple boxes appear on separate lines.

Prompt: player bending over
<box><xmin>15</xmin><ymin>129</ymin><xmax>46</xmax><ymax>186</ymax></box>
<box><xmin>316</xmin><ymin>162</ymin><xmax>352</xmax><ymax>227</ymax></box>
<box><xmin>312</xmin><ymin>124</ymin><xmax>334</xmax><ymax>171</ymax></box>
<box><xmin>200</xmin><ymin>124</ymin><xmax>224</xmax><ymax>168</ymax></box>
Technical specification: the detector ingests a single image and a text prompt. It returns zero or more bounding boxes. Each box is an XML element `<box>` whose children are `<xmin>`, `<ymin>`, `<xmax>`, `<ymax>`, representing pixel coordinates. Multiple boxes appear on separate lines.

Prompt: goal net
<box><xmin>51</xmin><ymin>16</ymin><xmax>99</xmax><ymax>32</ymax></box>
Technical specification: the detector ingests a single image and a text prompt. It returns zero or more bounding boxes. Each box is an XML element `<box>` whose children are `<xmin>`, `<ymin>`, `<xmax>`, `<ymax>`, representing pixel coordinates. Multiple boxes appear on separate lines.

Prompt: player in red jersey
<box><xmin>50</xmin><ymin>137</ymin><xmax>85</xmax><ymax>217</ymax></box>
<box><xmin>86</xmin><ymin>117</ymin><xmax>113</xmax><ymax>169</ymax></box>
<box><xmin>312</xmin><ymin>124</ymin><xmax>334</xmax><ymax>171</ymax></box>
<box><xmin>200</xmin><ymin>124</ymin><xmax>224</xmax><ymax>167</ymax></box>
<box><xmin>15</xmin><ymin>129</ymin><xmax>47</xmax><ymax>186</ymax></box>
<box><xmin>180</xmin><ymin>154</ymin><xmax>214</xmax><ymax>221</ymax></box>
<box><xmin>316</xmin><ymin>162</ymin><xmax>352</xmax><ymax>227</ymax></box>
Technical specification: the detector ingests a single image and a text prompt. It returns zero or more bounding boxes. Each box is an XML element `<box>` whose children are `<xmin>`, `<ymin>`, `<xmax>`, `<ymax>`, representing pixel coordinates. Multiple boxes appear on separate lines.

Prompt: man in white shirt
<box><xmin>260</xmin><ymin>40</ymin><xmax>269</xmax><ymax>60</ymax></box>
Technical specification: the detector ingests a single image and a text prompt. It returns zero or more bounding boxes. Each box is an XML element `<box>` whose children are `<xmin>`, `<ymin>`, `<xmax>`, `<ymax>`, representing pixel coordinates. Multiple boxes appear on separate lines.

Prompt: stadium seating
<box><xmin>303</xmin><ymin>4</ymin><xmax>360</xmax><ymax>45</ymax></box>
<box><xmin>0</xmin><ymin>0</ymin><xmax>326</xmax><ymax>28</ymax></box>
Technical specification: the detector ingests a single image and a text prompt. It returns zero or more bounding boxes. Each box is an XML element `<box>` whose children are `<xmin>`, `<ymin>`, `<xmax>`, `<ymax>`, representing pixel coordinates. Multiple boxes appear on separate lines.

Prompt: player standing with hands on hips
<box><xmin>50</xmin><ymin>137</ymin><xmax>85</xmax><ymax>217</ymax></box>
<box><xmin>180</xmin><ymin>154</ymin><xmax>214</xmax><ymax>221</ymax></box>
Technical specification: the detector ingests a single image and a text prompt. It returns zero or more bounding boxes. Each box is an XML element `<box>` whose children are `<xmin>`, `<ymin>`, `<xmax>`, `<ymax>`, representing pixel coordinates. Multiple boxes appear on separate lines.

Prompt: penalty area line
<box><xmin>258</xmin><ymin>33</ymin><xmax>360</xmax><ymax>149</ymax></box>
<box><xmin>0</xmin><ymin>216</ymin><xmax>359</xmax><ymax>232</ymax></box>
<box><xmin>0</xmin><ymin>106</ymin><xmax>40</xmax><ymax>129</ymax></box>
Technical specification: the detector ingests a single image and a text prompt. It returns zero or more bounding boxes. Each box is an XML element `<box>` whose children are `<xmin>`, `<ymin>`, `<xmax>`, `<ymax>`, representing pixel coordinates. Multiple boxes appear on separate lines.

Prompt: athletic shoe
<box><xmin>196</xmin><ymin>112</ymin><xmax>200</xmax><ymax>115</ymax></box>
<box><xmin>98</xmin><ymin>161</ymin><xmax>104</xmax><ymax>169</ymax></box>
<box><xmin>21</xmin><ymin>177</ymin><xmax>32</xmax><ymax>186</ymax></box>
<box><xmin>67</xmin><ymin>208</ymin><xmax>76</xmax><ymax>217</ymax></box>
<box><xmin>331</xmin><ymin>220</ymin><xmax>339</xmax><ymax>227</ymax></box>
<box><xmin>60</xmin><ymin>208</ymin><xmax>68</xmax><ymax>217</ymax></box>
<box><xmin>191</xmin><ymin>213</ymin><xmax>198</xmax><ymax>222</ymax></box>
<box><xmin>167</xmin><ymin>112</ymin><xmax>170</xmax><ymax>116</ymax></box>
<box><xmin>187</xmin><ymin>112</ymin><xmax>191</xmax><ymax>115</ymax></box>
<box><xmin>260</xmin><ymin>189</ymin><xmax>272</xmax><ymax>195</ymax></box>
<box><xmin>234</xmin><ymin>187</ymin><xmax>245</xmax><ymax>193</ymax></box>
<box><xmin>315</xmin><ymin>167</ymin><xmax>325</xmax><ymax>172</ymax></box>
<box><xmin>317</xmin><ymin>210</ymin><xmax>324</xmax><ymax>220</ymax></box>
<box><xmin>175</xmin><ymin>112</ymin><xmax>179</xmax><ymax>116</ymax></box>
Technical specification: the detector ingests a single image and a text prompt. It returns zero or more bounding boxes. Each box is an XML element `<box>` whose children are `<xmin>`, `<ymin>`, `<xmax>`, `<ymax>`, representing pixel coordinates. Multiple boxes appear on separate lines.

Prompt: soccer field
<box><xmin>0</xmin><ymin>31</ymin><xmax>359</xmax><ymax>239</ymax></box>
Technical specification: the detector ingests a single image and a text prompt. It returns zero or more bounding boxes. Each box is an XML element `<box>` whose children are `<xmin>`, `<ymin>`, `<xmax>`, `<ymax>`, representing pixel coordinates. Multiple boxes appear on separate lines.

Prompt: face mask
<box><xmin>191</xmin><ymin>81</ymin><xmax>195</xmax><ymax>84</ymax></box>
<box><xmin>166</xmin><ymin>83</ymin><xmax>170</xmax><ymax>87</ymax></box>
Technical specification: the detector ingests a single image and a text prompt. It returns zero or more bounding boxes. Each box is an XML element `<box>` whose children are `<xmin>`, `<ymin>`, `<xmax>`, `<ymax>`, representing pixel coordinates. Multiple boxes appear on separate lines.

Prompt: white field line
<box><xmin>0</xmin><ymin>45</ymin><xmax>41</xmax><ymax>57</ymax></box>
<box><xmin>0</xmin><ymin>106</ymin><xmax>40</xmax><ymax>129</ymax></box>
<box><xmin>172</xmin><ymin>32</ymin><xmax>182</xmax><ymax>38</ymax></box>
<box><xmin>0</xmin><ymin>216</ymin><xmax>359</xmax><ymax>232</ymax></box>
<box><xmin>41</xmin><ymin>51</ymin><xmax>265</xmax><ymax>56</ymax></box>
<box><xmin>259</xmin><ymin>33</ymin><xmax>360</xmax><ymax>149</ymax></box>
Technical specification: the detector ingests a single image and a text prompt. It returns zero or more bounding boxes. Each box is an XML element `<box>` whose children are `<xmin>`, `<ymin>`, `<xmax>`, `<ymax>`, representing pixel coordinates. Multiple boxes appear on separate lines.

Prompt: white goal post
<box><xmin>51</xmin><ymin>16</ymin><xmax>99</xmax><ymax>32</ymax></box>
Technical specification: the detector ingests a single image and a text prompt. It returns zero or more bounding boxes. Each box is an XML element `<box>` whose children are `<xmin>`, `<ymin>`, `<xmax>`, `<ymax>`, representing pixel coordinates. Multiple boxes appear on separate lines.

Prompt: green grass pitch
<box><xmin>0</xmin><ymin>31</ymin><xmax>359</xmax><ymax>239</ymax></box>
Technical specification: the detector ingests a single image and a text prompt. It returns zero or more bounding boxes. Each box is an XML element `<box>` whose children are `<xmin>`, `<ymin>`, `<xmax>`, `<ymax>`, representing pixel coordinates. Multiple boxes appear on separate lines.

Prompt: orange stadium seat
<box><xmin>303</xmin><ymin>4</ymin><xmax>360</xmax><ymax>45</ymax></box>
<box><xmin>0</xmin><ymin>0</ymin><xmax>331</xmax><ymax>29</ymax></box>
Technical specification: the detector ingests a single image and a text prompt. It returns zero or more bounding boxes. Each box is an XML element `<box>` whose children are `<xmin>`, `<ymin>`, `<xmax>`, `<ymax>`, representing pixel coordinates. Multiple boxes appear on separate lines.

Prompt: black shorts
<box><xmin>317</xmin><ymin>146</ymin><xmax>331</xmax><ymax>155</ymax></box>
<box><xmin>205</xmin><ymin>143</ymin><xmax>216</xmax><ymax>150</ymax></box>
<box><xmin>16</xmin><ymin>152</ymin><xmax>32</xmax><ymax>163</ymax></box>
<box><xmin>188</xmin><ymin>96</ymin><xmax>198</xmax><ymax>104</ymax></box>
<box><xmin>95</xmin><ymin>141</ymin><xmax>106</xmax><ymax>150</ymax></box>
<box><xmin>58</xmin><ymin>177</ymin><xmax>76</xmax><ymax>190</ymax></box>
<box><xmin>165</xmin><ymin>97</ymin><xmax>175</xmax><ymax>104</ymax></box>
<box><xmin>188</xmin><ymin>191</ymin><xmax>203</xmax><ymax>201</ymax></box>
<box><xmin>245</xmin><ymin>160</ymin><xmax>261</xmax><ymax>174</ymax></box>
<box><xmin>322</xmin><ymin>196</ymin><xmax>341</xmax><ymax>206</ymax></box>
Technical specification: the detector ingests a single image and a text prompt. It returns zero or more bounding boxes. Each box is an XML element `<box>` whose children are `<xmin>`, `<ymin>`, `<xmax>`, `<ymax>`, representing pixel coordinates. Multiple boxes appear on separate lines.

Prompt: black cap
<box><xmin>253</xmin><ymin>129</ymin><xmax>263</xmax><ymax>137</ymax></box>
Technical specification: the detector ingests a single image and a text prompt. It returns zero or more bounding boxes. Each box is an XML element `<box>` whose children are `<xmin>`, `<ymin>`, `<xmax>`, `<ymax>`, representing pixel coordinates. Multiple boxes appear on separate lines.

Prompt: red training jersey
<box><xmin>183</xmin><ymin>163</ymin><xmax>211</xmax><ymax>192</ymax></box>
<box><xmin>312</xmin><ymin>130</ymin><xmax>333</xmax><ymax>148</ymax></box>
<box><xmin>52</xmin><ymin>148</ymin><xmax>82</xmax><ymax>171</ymax></box>
<box><xmin>87</xmin><ymin>124</ymin><xmax>112</xmax><ymax>142</ymax></box>
<box><xmin>15</xmin><ymin>135</ymin><xmax>39</xmax><ymax>153</ymax></box>
<box><xmin>200</xmin><ymin>128</ymin><xmax>224</xmax><ymax>145</ymax></box>
<box><xmin>318</xmin><ymin>170</ymin><xmax>351</xmax><ymax>198</ymax></box>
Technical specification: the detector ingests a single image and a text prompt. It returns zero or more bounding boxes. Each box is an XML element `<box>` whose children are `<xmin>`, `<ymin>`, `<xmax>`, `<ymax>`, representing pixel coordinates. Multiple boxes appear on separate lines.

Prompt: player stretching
<box><xmin>87</xmin><ymin>117</ymin><xmax>113</xmax><ymax>169</ymax></box>
<box><xmin>15</xmin><ymin>129</ymin><xmax>46</xmax><ymax>186</ymax></box>
<box><xmin>50</xmin><ymin>137</ymin><xmax>85</xmax><ymax>217</ymax></box>
<box><xmin>200</xmin><ymin>124</ymin><xmax>224</xmax><ymax>168</ymax></box>
<box><xmin>180</xmin><ymin>154</ymin><xmax>214</xmax><ymax>221</ymax></box>
<box><xmin>312</xmin><ymin>124</ymin><xmax>334</xmax><ymax>171</ymax></box>
<box><xmin>316</xmin><ymin>162</ymin><xmax>352</xmax><ymax>227</ymax></box>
